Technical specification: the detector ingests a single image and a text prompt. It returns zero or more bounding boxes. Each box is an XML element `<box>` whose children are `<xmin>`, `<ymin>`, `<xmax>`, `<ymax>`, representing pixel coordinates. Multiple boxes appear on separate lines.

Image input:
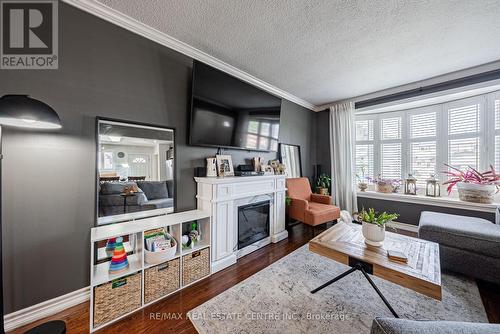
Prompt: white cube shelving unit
<box><xmin>90</xmin><ymin>209</ymin><xmax>211</xmax><ymax>332</ymax></box>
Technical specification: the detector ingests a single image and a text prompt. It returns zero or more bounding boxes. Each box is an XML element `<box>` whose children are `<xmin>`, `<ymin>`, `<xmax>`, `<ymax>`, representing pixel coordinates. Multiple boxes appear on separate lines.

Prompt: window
<box><xmin>355</xmin><ymin>91</ymin><xmax>498</xmax><ymax>195</ymax></box>
<box><xmin>355</xmin><ymin>119</ymin><xmax>374</xmax><ymax>180</ymax></box>
<box><xmin>380</xmin><ymin>116</ymin><xmax>402</xmax><ymax>179</ymax></box>
<box><xmin>446</xmin><ymin>102</ymin><xmax>481</xmax><ymax>171</ymax></box>
<box><xmin>410</xmin><ymin>111</ymin><xmax>437</xmax><ymax>187</ymax></box>
<box><xmin>495</xmin><ymin>98</ymin><xmax>500</xmax><ymax>171</ymax></box>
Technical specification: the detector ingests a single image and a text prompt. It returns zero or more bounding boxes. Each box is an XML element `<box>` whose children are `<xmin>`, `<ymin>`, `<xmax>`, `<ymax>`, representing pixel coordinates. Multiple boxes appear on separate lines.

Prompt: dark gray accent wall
<box><xmin>313</xmin><ymin>110</ymin><xmax>331</xmax><ymax>175</ymax></box>
<box><xmin>0</xmin><ymin>4</ymin><xmax>314</xmax><ymax>313</ymax></box>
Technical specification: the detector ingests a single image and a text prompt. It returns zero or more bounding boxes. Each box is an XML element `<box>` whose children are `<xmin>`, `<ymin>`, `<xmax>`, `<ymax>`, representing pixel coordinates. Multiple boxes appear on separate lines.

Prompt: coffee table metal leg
<box><xmin>359</xmin><ymin>267</ymin><xmax>399</xmax><ymax>318</ymax></box>
<box><xmin>311</xmin><ymin>266</ymin><xmax>358</xmax><ymax>294</ymax></box>
<box><xmin>310</xmin><ymin>263</ymin><xmax>399</xmax><ymax>318</ymax></box>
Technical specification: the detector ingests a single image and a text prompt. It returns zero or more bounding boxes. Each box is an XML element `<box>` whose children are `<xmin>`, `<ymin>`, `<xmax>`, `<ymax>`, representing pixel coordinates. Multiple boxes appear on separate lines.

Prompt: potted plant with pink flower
<box><xmin>442</xmin><ymin>164</ymin><xmax>500</xmax><ymax>204</ymax></box>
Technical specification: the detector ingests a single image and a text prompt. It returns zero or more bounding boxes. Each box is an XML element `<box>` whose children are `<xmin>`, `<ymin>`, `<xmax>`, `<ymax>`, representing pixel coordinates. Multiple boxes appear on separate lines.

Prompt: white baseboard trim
<box><xmin>4</xmin><ymin>286</ymin><xmax>90</xmax><ymax>332</ymax></box>
<box><xmin>387</xmin><ymin>221</ymin><xmax>419</xmax><ymax>233</ymax></box>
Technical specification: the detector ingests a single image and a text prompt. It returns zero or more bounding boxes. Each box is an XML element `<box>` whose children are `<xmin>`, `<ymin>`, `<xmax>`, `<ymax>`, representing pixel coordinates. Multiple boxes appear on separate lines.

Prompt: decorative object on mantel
<box><xmin>108</xmin><ymin>237</ymin><xmax>129</xmax><ymax>274</ymax></box>
<box><xmin>261</xmin><ymin>164</ymin><xmax>274</xmax><ymax>175</ymax></box>
<box><xmin>426</xmin><ymin>174</ymin><xmax>441</xmax><ymax>197</ymax></box>
<box><xmin>355</xmin><ymin>207</ymin><xmax>398</xmax><ymax>247</ymax></box>
<box><xmin>404</xmin><ymin>174</ymin><xmax>417</xmax><ymax>195</ymax></box>
<box><xmin>269</xmin><ymin>159</ymin><xmax>280</xmax><ymax>174</ymax></box>
<box><xmin>251</xmin><ymin>157</ymin><xmax>262</xmax><ymax>172</ymax></box>
<box><xmin>315</xmin><ymin>173</ymin><xmax>331</xmax><ymax>195</ymax></box>
<box><xmin>216</xmin><ymin>154</ymin><xmax>234</xmax><ymax>177</ymax></box>
<box><xmin>443</xmin><ymin>164</ymin><xmax>500</xmax><ymax>204</ymax></box>
<box><xmin>371</xmin><ymin>175</ymin><xmax>401</xmax><ymax>193</ymax></box>
<box><xmin>206</xmin><ymin>157</ymin><xmax>217</xmax><ymax>177</ymax></box>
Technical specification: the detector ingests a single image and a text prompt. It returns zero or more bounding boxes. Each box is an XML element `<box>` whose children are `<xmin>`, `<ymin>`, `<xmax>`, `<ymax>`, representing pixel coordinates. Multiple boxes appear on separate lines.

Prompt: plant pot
<box><xmin>358</xmin><ymin>182</ymin><xmax>368</xmax><ymax>192</ymax></box>
<box><xmin>457</xmin><ymin>182</ymin><xmax>497</xmax><ymax>204</ymax></box>
<box><xmin>376</xmin><ymin>182</ymin><xmax>394</xmax><ymax>193</ymax></box>
<box><xmin>362</xmin><ymin>221</ymin><xmax>385</xmax><ymax>247</ymax></box>
<box><xmin>316</xmin><ymin>187</ymin><xmax>329</xmax><ymax>195</ymax></box>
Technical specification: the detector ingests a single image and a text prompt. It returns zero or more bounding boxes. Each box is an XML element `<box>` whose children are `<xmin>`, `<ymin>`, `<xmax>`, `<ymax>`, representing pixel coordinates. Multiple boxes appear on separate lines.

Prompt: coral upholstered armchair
<box><xmin>286</xmin><ymin>177</ymin><xmax>340</xmax><ymax>230</ymax></box>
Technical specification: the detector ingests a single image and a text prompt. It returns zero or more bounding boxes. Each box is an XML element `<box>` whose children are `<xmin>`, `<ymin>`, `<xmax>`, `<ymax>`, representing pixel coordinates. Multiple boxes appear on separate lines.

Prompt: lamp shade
<box><xmin>0</xmin><ymin>95</ymin><xmax>61</xmax><ymax>129</ymax></box>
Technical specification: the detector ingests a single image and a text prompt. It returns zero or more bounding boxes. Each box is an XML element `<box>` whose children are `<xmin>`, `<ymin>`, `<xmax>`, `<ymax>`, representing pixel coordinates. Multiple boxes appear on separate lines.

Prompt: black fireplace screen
<box><xmin>238</xmin><ymin>201</ymin><xmax>270</xmax><ymax>249</ymax></box>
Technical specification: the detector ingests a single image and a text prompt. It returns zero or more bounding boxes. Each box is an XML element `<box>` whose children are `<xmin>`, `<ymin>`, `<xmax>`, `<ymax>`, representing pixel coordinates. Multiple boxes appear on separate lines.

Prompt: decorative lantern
<box><xmin>426</xmin><ymin>174</ymin><xmax>441</xmax><ymax>197</ymax></box>
<box><xmin>404</xmin><ymin>174</ymin><xmax>417</xmax><ymax>195</ymax></box>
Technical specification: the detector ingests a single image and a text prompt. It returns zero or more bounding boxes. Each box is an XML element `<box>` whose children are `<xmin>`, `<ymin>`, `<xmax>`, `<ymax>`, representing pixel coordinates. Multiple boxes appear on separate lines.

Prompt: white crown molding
<box><xmin>61</xmin><ymin>0</ymin><xmax>316</xmax><ymax>111</ymax></box>
<box><xmin>4</xmin><ymin>286</ymin><xmax>90</xmax><ymax>332</ymax></box>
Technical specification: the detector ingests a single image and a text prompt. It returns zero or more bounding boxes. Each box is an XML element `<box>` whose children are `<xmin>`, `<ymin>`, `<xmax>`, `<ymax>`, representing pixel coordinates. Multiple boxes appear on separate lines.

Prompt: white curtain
<box><xmin>329</xmin><ymin>102</ymin><xmax>358</xmax><ymax>213</ymax></box>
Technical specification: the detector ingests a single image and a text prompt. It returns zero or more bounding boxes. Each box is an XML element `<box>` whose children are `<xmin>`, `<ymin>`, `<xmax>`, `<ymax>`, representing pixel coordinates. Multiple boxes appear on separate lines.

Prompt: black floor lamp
<box><xmin>0</xmin><ymin>95</ymin><xmax>66</xmax><ymax>334</ymax></box>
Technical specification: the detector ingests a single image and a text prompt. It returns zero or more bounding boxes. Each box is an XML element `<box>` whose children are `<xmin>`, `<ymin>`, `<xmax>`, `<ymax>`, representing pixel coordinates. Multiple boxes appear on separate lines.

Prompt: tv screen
<box><xmin>189</xmin><ymin>61</ymin><xmax>282</xmax><ymax>152</ymax></box>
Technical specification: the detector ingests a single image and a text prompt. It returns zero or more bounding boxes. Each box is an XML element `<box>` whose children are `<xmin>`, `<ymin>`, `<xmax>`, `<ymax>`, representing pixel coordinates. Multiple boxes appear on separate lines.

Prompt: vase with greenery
<box><xmin>356</xmin><ymin>208</ymin><xmax>399</xmax><ymax>247</ymax></box>
<box><xmin>442</xmin><ymin>164</ymin><xmax>500</xmax><ymax>204</ymax></box>
<box><xmin>316</xmin><ymin>173</ymin><xmax>331</xmax><ymax>195</ymax></box>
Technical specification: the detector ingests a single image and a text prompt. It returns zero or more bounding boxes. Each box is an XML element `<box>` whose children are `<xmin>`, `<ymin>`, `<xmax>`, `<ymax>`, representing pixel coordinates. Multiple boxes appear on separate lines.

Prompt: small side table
<box><xmin>120</xmin><ymin>192</ymin><xmax>136</xmax><ymax>213</ymax></box>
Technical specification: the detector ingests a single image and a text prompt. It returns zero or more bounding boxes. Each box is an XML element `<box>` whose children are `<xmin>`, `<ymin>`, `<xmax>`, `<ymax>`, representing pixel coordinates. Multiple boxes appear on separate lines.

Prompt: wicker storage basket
<box><xmin>182</xmin><ymin>247</ymin><xmax>210</xmax><ymax>286</ymax></box>
<box><xmin>93</xmin><ymin>272</ymin><xmax>141</xmax><ymax>327</ymax></box>
<box><xmin>144</xmin><ymin>258</ymin><xmax>180</xmax><ymax>304</ymax></box>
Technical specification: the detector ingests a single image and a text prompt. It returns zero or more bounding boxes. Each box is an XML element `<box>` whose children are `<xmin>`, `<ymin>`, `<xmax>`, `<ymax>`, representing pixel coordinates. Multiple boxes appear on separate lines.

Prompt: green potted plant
<box><xmin>316</xmin><ymin>173</ymin><xmax>331</xmax><ymax>195</ymax></box>
<box><xmin>356</xmin><ymin>208</ymin><xmax>398</xmax><ymax>247</ymax></box>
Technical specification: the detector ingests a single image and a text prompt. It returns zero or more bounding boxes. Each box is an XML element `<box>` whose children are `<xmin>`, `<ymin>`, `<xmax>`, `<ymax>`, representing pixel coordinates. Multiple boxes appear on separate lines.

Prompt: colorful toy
<box><xmin>105</xmin><ymin>237</ymin><xmax>116</xmax><ymax>257</ymax></box>
<box><xmin>108</xmin><ymin>237</ymin><xmax>129</xmax><ymax>274</ymax></box>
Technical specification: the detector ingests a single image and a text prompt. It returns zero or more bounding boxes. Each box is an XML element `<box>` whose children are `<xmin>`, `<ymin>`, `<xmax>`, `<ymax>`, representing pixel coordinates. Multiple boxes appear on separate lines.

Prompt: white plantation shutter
<box><xmin>411</xmin><ymin>141</ymin><xmax>436</xmax><ymax>186</ymax></box>
<box><xmin>380</xmin><ymin>116</ymin><xmax>402</xmax><ymax>179</ymax></box>
<box><xmin>381</xmin><ymin>117</ymin><xmax>401</xmax><ymax>140</ymax></box>
<box><xmin>410</xmin><ymin>111</ymin><xmax>437</xmax><ymax>187</ymax></box>
<box><xmin>381</xmin><ymin>143</ymin><xmax>401</xmax><ymax>178</ymax></box>
<box><xmin>355</xmin><ymin>144</ymin><xmax>374</xmax><ymax>179</ymax></box>
<box><xmin>355</xmin><ymin>119</ymin><xmax>374</xmax><ymax>141</ymax></box>
<box><xmin>447</xmin><ymin>102</ymin><xmax>481</xmax><ymax>171</ymax></box>
<box><xmin>355</xmin><ymin>119</ymin><xmax>375</xmax><ymax>180</ymax></box>
<box><xmin>495</xmin><ymin>100</ymin><xmax>500</xmax><ymax>171</ymax></box>
<box><xmin>410</xmin><ymin>112</ymin><xmax>436</xmax><ymax>138</ymax></box>
<box><xmin>448</xmin><ymin>104</ymin><xmax>480</xmax><ymax>135</ymax></box>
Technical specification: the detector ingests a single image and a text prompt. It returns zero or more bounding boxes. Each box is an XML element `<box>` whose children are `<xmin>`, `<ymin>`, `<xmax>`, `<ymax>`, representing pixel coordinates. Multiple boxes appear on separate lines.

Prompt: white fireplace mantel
<box><xmin>195</xmin><ymin>175</ymin><xmax>287</xmax><ymax>273</ymax></box>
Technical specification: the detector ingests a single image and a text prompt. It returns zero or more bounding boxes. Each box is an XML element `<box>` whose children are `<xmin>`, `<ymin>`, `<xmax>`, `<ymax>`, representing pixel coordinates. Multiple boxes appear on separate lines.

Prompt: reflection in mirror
<box><xmin>97</xmin><ymin>119</ymin><xmax>175</xmax><ymax>225</ymax></box>
<box><xmin>279</xmin><ymin>143</ymin><xmax>302</xmax><ymax>178</ymax></box>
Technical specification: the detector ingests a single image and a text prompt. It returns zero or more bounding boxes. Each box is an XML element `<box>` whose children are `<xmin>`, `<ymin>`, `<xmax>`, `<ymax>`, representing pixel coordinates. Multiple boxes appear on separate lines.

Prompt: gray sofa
<box><xmin>418</xmin><ymin>211</ymin><xmax>500</xmax><ymax>285</ymax></box>
<box><xmin>371</xmin><ymin>317</ymin><xmax>499</xmax><ymax>334</ymax></box>
<box><xmin>99</xmin><ymin>180</ymin><xmax>174</xmax><ymax>216</ymax></box>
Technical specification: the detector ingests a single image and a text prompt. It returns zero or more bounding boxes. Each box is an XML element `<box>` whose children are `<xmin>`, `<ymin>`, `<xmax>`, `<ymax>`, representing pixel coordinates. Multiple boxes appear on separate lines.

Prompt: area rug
<box><xmin>188</xmin><ymin>245</ymin><xmax>488</xmax><ymax>334</ymax></box>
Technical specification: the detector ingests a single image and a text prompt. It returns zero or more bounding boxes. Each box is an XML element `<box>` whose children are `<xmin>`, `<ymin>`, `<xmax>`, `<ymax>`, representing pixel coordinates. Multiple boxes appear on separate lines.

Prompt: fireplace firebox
<box><xmin>238</xmin><ymin>201</ymin><xmax>270</xmax><ymax>249</ymax></box>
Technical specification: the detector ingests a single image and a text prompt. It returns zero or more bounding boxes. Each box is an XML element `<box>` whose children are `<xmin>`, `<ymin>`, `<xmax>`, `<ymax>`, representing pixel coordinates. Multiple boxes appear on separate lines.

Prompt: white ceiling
<box><xmin>94</xmin><ymin>0</ymin><xmax>500</xmax><ymax>108</ymax></box>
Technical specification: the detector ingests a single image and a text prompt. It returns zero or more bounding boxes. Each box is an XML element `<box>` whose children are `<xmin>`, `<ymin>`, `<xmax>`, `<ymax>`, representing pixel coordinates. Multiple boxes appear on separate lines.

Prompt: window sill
<box><xmin>356</xmin><ymin>191</ymin><xmax>499</xmax><ymax>213</ymax></box>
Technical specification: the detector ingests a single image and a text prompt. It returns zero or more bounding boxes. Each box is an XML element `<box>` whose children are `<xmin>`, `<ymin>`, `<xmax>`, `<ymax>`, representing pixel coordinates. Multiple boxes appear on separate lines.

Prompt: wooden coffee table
<box><xmin>309</xmin><ymin>222</ymin><xmax>441</xmax><ymax>318</ymax></box>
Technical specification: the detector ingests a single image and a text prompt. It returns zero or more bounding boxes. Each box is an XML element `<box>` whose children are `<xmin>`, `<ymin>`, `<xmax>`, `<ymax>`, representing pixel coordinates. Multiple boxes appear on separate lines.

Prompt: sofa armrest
<box><xmin>310</xmin><ymin>194</ymin><xmax>332</xmax><ymax>205</ymax></box>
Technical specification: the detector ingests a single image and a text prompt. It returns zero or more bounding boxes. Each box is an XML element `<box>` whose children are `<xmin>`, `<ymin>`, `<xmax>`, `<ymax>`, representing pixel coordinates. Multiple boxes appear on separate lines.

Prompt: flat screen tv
<box><xmin>189</xmin><ymin>61</ymin><xmax>282</xmax><ymax>152</ymax></box>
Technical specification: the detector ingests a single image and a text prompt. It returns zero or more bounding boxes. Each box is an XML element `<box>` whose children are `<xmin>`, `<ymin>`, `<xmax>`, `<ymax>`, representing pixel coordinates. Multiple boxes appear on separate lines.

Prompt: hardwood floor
<box><xmin>9</xmin><ymin>224</ymin><xmax>500</xmax><ymax>334</ymax></box>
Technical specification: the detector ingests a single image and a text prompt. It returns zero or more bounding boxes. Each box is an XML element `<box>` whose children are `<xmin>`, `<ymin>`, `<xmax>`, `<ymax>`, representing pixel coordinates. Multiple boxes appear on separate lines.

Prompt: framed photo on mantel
<box><xmin>216</xmin><ymin>155</ymin><xmax>234</xmax><ymax>177</ymax></box>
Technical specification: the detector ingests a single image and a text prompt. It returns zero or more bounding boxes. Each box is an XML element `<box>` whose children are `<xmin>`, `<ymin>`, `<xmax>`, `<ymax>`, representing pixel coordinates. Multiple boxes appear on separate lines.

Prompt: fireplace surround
<box><xmin>195</xmin><ymin>175</ymin><xmax>287</xmax><ymax>273</ymax></box>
